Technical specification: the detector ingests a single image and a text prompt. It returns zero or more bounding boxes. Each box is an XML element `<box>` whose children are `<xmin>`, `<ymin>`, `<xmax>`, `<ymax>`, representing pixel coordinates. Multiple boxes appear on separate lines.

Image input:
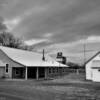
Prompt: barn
<box><xmin>0</xmin><ymin>46</ymin><xmax>68</xmax><ymax>80</ymax></box>
<box><xmin>85</xmin><ymin>51</ymin><xmax>100</xmax><ymax>82</ymax></box>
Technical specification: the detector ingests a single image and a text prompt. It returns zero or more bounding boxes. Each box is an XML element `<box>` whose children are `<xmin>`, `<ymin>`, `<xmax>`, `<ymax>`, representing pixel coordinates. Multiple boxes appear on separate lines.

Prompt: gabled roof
<box><xmin>0</xmin><ymin>46</ymin><xmax>67</xmax><ymax>67</ymax></box>
<box><xmin>85</xmin><ymin>51</ymin><xmax>100</xmax><ymax>65</ymax></box>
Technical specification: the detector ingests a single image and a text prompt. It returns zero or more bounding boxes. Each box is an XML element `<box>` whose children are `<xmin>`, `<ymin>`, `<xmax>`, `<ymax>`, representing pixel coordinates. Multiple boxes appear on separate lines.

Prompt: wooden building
<box><xmin>0</xmin><ymin>46</ymin><xmax>68</xmax><ymax>80</ymax></box>
<box><xmin>86</xmin><ymin>52</ymin><xmax>100</xmax><ymax>82</ymax></box>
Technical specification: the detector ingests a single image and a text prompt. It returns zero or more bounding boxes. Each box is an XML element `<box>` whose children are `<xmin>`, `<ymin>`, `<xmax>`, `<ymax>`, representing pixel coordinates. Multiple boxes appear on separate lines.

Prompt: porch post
<box><xmin>11</xmin><ymin>67</ymin><xmax>13</xmax><ymax>79</ymax></box>
<box><xmin>25</xmin><ymin>66</ymin><xmax>28</xmax><ymax>80</ymax></box>
<box><xmin>36</xmin><ymin>67</ymin><xmax>39</xmax><ymax>80</ymax></box>
<box><xmin>45</xmin><ymin>67</ymin><xmax>47</xmax><ymax>79</ymax></box>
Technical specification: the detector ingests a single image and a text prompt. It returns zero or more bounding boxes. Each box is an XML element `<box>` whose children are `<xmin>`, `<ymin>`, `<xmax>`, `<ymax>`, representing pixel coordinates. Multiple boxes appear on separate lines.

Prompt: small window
<box><xmin>49</xmin><ymin>68</ymin><xmax>52</xmax><ymax>73</ymax></box>
<box><xmin>53</xmin><ymin>68</ymin><xmax>55</xmax><ymax>73</ymax></box>
<box><xmin>6</xmin><ymin>64</ymin><xmax>9</xmax><ymax>73</ymax></box>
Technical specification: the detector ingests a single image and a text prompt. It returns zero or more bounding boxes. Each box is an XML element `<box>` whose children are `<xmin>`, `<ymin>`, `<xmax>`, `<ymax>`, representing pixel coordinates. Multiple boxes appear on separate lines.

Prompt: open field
<box><xmin>0</xmin><ymin>73</ymin><xmax>100</xmax><ymax>100</ymax></box>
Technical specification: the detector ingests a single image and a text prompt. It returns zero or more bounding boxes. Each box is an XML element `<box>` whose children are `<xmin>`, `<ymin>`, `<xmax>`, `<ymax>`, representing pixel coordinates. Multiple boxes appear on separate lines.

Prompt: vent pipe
<box><xmin>42</xmin><ymin>49</ymin><xmax>45</xmax><ymax>61</ymax></box>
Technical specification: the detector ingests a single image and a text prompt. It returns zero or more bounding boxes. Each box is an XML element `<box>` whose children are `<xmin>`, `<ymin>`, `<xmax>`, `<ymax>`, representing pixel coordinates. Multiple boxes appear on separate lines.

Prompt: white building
<box><xmin>86</xmin><ymin>52</ymin><xmax>100</xmax><ymax>82</ymax></box>
<box><xmin>0</xmin><ymin>46</ymin><xmax>68</xmax><ymax>80</ymax></box>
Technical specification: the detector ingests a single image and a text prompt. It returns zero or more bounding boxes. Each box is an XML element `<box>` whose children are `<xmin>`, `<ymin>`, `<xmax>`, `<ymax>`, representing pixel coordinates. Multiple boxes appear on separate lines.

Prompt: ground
<box><xmin>0</xmin><ymin>73</ymin><xmax>100</xmax><ymax>100</ymax></box>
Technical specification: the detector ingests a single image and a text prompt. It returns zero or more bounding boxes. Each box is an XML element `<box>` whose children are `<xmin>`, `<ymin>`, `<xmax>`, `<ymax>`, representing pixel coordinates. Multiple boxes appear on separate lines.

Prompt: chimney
<box><xmin>42</xmin><ymin>49</ymin><xmax>45</xmax><ymax>61</ymax></box>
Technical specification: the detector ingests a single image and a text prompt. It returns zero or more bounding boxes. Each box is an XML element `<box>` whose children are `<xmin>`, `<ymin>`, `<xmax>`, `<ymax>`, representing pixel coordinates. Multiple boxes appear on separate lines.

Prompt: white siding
<box><xmin>86</xmin><ymin>61</ymin><xmax>92</xmax><ymax>80</ymax></box>
<box><xmin>0</xmin><ymin>67</ymin><xmax>5</xmax><ymax>78</ymax></box>
<box><xmin>0</xmin><ymin>49</ymin><xmax>24</xmax><ymax>78</ymax></box>
<box><xmin>86</xmin><ymin>53</ymin><xmax>100</xmax><ymax>81</ymax></box>
<box><xmin>92</xmin><ymin>69</ymin><xmax>100</xmax><ymax>82</ymax></box>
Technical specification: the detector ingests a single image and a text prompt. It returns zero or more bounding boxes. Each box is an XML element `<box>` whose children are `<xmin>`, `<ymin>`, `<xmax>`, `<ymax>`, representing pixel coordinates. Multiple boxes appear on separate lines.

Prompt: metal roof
<box><xmin>85</xmin><ymin>51</ymin><xmax>100</xmax><ymax>65</ymax></box>
<box><xmin>0</xmin><ymin>46</ymin><xmax>68</xmax><ymax>67</ymax></box>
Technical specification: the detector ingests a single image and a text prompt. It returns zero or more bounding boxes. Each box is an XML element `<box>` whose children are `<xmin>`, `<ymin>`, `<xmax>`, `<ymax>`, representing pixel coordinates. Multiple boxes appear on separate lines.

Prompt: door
<box><xmin>27</xmin><ymin>67</ymin><xmax>37</xmax><ymax>79</ymax></box>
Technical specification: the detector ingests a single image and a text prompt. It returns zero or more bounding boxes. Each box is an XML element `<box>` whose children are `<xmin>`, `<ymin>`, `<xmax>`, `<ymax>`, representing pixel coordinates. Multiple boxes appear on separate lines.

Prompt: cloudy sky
<box><xmin>0</xmin><ymin>0</ymin><xmax>100</xmax><ymax>64</ymax></box>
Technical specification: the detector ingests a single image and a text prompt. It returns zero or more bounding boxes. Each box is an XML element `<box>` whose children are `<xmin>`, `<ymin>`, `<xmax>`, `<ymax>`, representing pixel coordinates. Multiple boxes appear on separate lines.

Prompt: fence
<box><xmin>67</xmin><ymin>67</ymin><xmax>85</xmax><ymax>74</ymax></box>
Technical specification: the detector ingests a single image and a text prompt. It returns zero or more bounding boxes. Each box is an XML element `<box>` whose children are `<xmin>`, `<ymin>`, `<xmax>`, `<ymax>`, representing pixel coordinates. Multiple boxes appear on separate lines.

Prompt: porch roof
<box><xmin>0</xmin><ymin>46</ymin><xmax>68</xmax><ymax>67</ymax></box>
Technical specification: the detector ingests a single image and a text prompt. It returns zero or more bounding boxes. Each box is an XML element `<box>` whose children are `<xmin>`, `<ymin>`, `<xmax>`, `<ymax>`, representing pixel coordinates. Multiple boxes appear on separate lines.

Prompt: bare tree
<box><xmin>0</xmin><ymin>32</ymin><xmax>22</xmax><ymax>48</ymax></box>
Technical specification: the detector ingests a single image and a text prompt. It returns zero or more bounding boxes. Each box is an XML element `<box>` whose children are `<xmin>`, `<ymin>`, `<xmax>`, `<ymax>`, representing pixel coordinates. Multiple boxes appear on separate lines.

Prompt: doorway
<box><xmin>38</xmin><ymin>67</ymin><xmax>45</xmax><ymax>78</ymax></box>
<box><xmin>12</xmin><ymin>67</ymin><xmax>25</xmax><ymax>79</ymax></box>
<box><xmin>27</xmin><ymin>67</ymin><xmax>36</xmax><ymax>79</ymax></box>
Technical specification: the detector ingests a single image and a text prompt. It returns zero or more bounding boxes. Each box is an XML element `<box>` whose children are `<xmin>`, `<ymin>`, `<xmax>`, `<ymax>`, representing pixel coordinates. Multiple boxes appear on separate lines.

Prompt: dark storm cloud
<box><xmin>0</xmin><ymin>0</ymin><xmax>100</xmax><ymax>63</ymax></box>
<box><xmin>1</xmin><ymin>0</ymin><xmax>100</xmax><ymax>43</ymax></box>
<box><xmin>0</xmin><ymin>16</ymin><xmax>7</xmax><ymax>31</ymax></box>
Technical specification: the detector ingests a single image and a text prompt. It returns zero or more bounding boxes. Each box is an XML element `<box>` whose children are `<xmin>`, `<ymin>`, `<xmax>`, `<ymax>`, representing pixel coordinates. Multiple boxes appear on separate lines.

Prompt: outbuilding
<box><xmin>85</xmin><ymin>51</ymin><xmax>100</xmax><ymax>82</ymax></box>
<box><xmin>0</xmin><ymin>46</ymin><xmax>68</xmax><ymax>80</ymax></box>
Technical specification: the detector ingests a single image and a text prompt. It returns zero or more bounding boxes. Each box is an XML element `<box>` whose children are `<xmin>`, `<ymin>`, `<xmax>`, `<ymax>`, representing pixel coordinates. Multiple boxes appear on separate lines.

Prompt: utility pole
<box><xmin>84</xmin><ymin>41</ymin><xmax>86</xmax><ymax>65</ymax></box>
<box><xmin>83</xmin><ymin>37</ymin><xmax>86</xmax><ymax>67</ymax></box>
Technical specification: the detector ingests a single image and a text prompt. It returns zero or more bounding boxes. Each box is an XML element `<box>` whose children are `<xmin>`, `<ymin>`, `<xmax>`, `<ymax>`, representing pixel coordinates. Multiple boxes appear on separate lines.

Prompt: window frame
<box><xmin>6</xmin><ymin>64</ymin><xmax>9</xmax><ymax>73</ymax></box>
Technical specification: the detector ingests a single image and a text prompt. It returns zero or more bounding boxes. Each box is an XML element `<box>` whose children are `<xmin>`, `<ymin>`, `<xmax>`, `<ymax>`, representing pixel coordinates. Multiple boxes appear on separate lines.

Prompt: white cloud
<box><xmin>3</xmin><ymin>17</ymin><xmax>21</xmax><ymax>31</ymax></box>
<box><xmin>24</xmin><ymin>38</ymin><xmax>49</xmax><ymax>46</ymax></box>
<box><xmin>44</xmin><ymin>35</ymin><xmax>100</xmax><ymax>54</ymax></box>
<box><xmin>86</xmin><ymin>36</ymin><xmax>100</xmax><ymax>43</ymax></box>
<box><xmin>43</xmin><ymin>33</ymin><xmax>53</xmax><ymax>38</ymax></box>
<box><xmin>71</xmin><ymin>36</ymin><xmax>100</xmax><ymax>45</ymax></box>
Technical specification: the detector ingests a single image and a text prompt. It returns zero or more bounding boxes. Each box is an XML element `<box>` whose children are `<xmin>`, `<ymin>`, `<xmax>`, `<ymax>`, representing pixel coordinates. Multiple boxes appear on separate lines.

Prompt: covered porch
<box><xmin>12</xmin><ymin>67</ymin><xmax>46</xmax><ymax>80</ymax></box>
<box><xmin>12</xmin><ymin>66</ymin><xmax>68</xmax><ymax>80</ymax></box>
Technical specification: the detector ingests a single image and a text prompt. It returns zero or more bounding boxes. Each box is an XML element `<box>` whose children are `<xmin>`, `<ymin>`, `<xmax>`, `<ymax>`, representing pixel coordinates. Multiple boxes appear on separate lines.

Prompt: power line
<box><xmin>76</xmin><ymin>50</ymin><xmax>99</xmax><ymax>53</ymax></box>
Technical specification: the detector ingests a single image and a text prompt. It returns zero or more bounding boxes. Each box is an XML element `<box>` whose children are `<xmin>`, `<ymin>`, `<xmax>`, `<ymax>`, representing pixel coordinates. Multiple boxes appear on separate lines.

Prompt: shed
<box><xmin>85</xmin><ymin>51</ymin><xmax>100</xmax><ymax>82</ymax></box>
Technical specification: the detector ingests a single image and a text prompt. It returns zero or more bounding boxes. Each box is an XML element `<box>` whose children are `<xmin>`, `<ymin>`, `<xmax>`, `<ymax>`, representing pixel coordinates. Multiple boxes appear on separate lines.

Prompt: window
<box><xmin>49</xmin><ymin>68</ymin><xmax>52</xmax><ymax>73</ymax></box>
<box><xmin>57</xmin><ymin>68</ymin><xmax>59</xmax><ymax>72</ymax></box>
<box><xmin>63</xmin><ymin>68</ymin><xmax>65</xmax><ymax>72</ymax></box>
<box><xmin>6</xmin><ymin>64</ymin><xmax>9</xmax><ymax>73</ymax></box>
<box><xmin>53</xmin><ymin>68</ymin><xmax>55</xmax><ymax>73</ymax></box>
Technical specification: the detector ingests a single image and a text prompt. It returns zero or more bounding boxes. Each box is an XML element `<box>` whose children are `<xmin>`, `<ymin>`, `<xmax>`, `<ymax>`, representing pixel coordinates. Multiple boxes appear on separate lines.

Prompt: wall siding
<box><xmin>0</xmin><ymin>67</ymin><xmax>5</xmax><ymax>78</ymax></box>
<box><xmin>0</xmin><ymin>49</ymin><xmax>24</xmax><ymax>78</ymax></box>
<box><xmin>92</xmin><ymin>69</ymin><xmax>100</xmax><ymax>82</ymax></box>
<box><xmin>86</xmin><ymin>53</ymin><xmax>100</xmax><ymax>81</ymax></box>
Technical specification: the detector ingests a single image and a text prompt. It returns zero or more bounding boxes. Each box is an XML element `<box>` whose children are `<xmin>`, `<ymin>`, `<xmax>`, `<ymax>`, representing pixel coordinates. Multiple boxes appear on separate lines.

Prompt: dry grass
<box><xmin>0</xmin><ymin>73</ymin><xmax>100</xmax><ymax>100</ymax></box>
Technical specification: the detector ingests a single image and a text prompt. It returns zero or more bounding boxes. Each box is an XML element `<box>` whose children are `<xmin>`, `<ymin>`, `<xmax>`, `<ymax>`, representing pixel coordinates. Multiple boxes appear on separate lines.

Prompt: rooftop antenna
<box><xmin>42</xmin><ymin>49</ymin><xmax>45</xmax><ymax>61</ymax></box>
